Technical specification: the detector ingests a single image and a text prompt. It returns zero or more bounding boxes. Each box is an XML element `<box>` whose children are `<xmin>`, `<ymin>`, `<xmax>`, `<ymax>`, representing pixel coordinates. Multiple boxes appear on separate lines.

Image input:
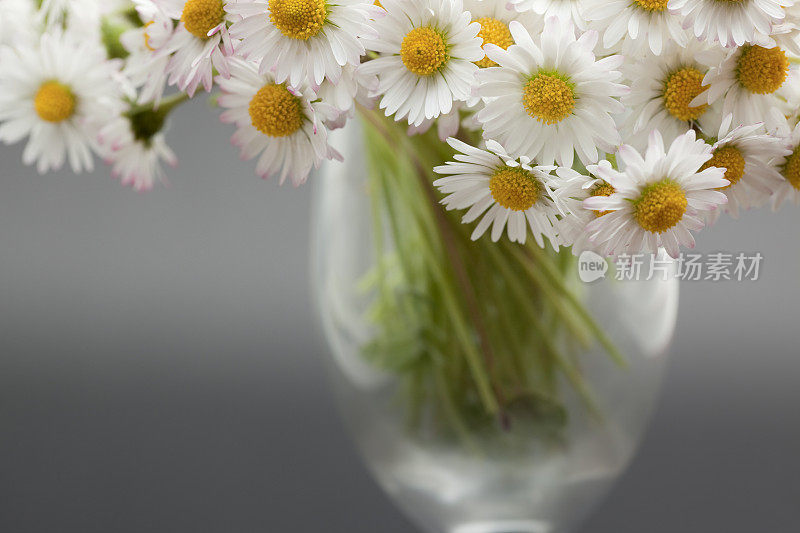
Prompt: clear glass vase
<box><xmin>312</xmin><ymin>116</ymin><xmax>679</xmax><ymax>533</ymax></box>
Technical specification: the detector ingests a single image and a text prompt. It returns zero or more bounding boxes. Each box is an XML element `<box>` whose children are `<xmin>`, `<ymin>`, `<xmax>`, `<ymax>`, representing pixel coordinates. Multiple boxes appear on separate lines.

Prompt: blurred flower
<box><xmin>98</xmin><ymin>98</ymin><xmax>183</xmax><ymax>191</ymax></box>
<box><xmin>120</xmin><ymin>0</ymin><xmax>176</xmax><ymax>105</ymax></box>
<box><xmin>38</xmin><ymin>0</ymin><xmax>129</xmax><ymax>37</ymax></box>
<box><xmin>0</xmin><ymin>0</ymin><xmax>37</xmax><ymax>48</ymax></box>
<box><xmin>0</xmin><ymin>31</ymin><xmax>124</xmax><ymax>173</ymax></box>
<box><xmin>771</xmin><ymin>118</ymin><xmax>800</xmax><ymax>210</ymax></box>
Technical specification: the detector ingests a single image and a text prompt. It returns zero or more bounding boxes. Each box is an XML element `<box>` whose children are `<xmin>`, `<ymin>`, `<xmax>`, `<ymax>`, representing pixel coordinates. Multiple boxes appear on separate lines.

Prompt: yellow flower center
<box><xmin>181</xmin><ymin>0</ymin><xmax>225</xmax><ymax>40</ymax></box>
<box><xmin>700</xmin><ymin>145</ymin><xmax>746</xmax><ymax>188</ymax></box>
<box><xmin>522</xmin><ymin>71</ymin><xmax>576</xmax><ymax>125</ymax></box>
<box><xmin>591</xmin><ymin>182</ymin><xmax>616</xmax><ymax>217</ymax></box>
<box><xmin>736</xmin><ymin>45</ymin><xmax>789</xmax><ymax>95</ymax></box>
<box><xmin>34</xmin><ymin>81</ymin><xmax>76</xmax><ymax>123</ymax></box>
<box><xmin>781</xmin><ymin>146</ymin><xmax>800</xmax><ymax>190</ymax></box>
<box><xmin>489</xmin><ymin>167</ymin><xmax>542</xmax><ymax>211</ymax></box>
<box><xmin>269</xmin><ymin>0</ymin><xmax>327</xmax><ymax>40</ymax></box>
<box><xmin>633</xmin><ymin>179</ymin><xmax>688</xmax><ymax>233</ymax></box>
<box><xmin>474</xmin><ymin>17</ymin><xmax>513</xmax><ymax>68</ymax></box>
<box><xmin>662</xmin><ymin>67</ymin><xmax>708</xmax><ymax>122</ymax></box>
<box><xmin>632</xmin><ymin>0</ymin><xmax>669</xmax><ymax>11</ymax></box>
<box><xmin>401</xmin><ymin>27</ymin><xmax>449</xmax><ymax>76</ymax></box>
<box><xmin>248</xmin><ymin>83</ymin><xmax>304</xmax><ymax>137</ymax></box>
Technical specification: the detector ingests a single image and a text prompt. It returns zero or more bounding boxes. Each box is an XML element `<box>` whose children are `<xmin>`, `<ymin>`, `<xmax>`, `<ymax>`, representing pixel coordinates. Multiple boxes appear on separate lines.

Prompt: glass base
<box><xmin>451</xmin><ymin>520</ymin><xmax>552</xmax><ymax>533</ymax></box>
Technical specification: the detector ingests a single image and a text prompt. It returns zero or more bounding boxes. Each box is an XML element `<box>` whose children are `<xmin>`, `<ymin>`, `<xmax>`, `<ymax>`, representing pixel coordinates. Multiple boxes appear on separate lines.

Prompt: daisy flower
<box><xmin>151</xmin><ymin>0</ymin><xmax>235</xmax><ymax>96</ymax></box>
<box><xmin>771</xmin><ymin>118</ymin><xmax>800</xmax><ymax>209</ymax></box>
<box><xmin>314</xmin><ymin>64</ymin><xmax>378</xmax><ymax>129</ymax></box>
<box><xmin>768</xmin><ymin>20</ymin><xmax>800</xmax><ymax>56</ymax></box>
<box><xmin>621</xmin><ymin>41</ymin><xmax>723</xmax><ymax>150</ymax></box>
<box><xmin>0</xmin><ymin>31</ymin><xmax>124</xmax><ymax>173</ymax></box>
<box><xmin>667</xmin><ymin>0</ymin><xmax>793</xmax><ymax>48</ymax></box>
<box><xmin>462</xmin><ymin>0</ymin><xmax>542</xmax><ymax>68</ymax></box>
<box><xmin>358</xmin><ymin>0</ymin><xmax>484</xmax><ymax>127</ymax></box>
<box><xmin>423</xmin><ymin>1</ymin><xmax>541</xmax><ymax>134</ymax></box>
<box><xmin>476</xmin><ymin>18</ymin><xmax>628</xmax><ymax>167</ymax></box>
<box><xmin>583</xmin><ymin>0</ymin><xmax>687</xmax><ymax>56</ymax></box>
<box><xmin>584</xmin><ymin>130</ymin><xmax>729</xmax><ymax>258</ymax></box>
<box><xmin>216</xmin><ymin>58</ymin><xmax>342</xmax><ymax>186</ymax></box>
<box><xmin>433</xmin><ymin>137</ymin><xmax>579</xmax><ymax>247</ymax></box>
<box><xmin>695</xmin><ymin>43</ymin><xmax>798</xmax><ymax>131</ymax></box>
<box><xmin>97</xmin><ymin>100</ymin><xmax>182</xmax><ymax>192</ymax></box>
<box><xmin>700</xmin><ymin>114</ymin><xmax>789</xmax><ymax>222</ymax></box>
<box><xmin>556</xmin><ymin>173</ymin><xmax>615</xmax><ymax>255</ymax></box>
<box><xmin>225</xmin><ymin>0</ymin><xmax>381</xmax><ymax>87</ymax></box>
<box><xmin>506</xmin><ymin>0</ymin><xmax>588</xmax><ymax>30</ymax></box>
<box><xmin>120</xmin><ymin>0</ymin><xmax>176</xmax><ymax>105</ymax></box>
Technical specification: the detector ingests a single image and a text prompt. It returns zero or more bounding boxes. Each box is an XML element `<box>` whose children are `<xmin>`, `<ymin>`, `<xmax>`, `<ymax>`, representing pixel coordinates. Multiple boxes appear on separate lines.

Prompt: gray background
<box><xmin>0</xmin><ymin>100</ymin><xmax>798</xmax><ymax>532</ymax></box>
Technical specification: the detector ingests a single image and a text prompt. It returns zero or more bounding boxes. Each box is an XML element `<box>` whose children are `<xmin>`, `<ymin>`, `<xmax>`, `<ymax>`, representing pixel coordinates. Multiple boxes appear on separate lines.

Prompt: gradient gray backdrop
<box><xmin>0</xmin><ymin>100</ymin><xmax>798</xmax><ymax>533</ymax></box>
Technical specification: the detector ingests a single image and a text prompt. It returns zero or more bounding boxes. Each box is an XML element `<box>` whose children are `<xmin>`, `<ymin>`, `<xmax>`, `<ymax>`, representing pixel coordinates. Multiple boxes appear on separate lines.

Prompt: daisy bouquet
<box><xmin>1</xmin><ymin>0</ymin><xmax>799</xmax><ymax>439</ymax></box>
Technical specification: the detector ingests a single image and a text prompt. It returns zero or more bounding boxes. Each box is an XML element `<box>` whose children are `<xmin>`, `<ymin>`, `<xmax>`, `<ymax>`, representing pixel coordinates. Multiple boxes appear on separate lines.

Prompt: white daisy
<box><xmin>700</xmin><ymin>114</ymin><xmax>789</xmax><ymax>222</ymax></box>
<box><xmin>667</xmin><ymin>0</ymin><xmax>793</xmax><ymax>48</ymax></box>
<box><xmin>771</xmin><ymin>118</ymin><xmax>800</xmax><ymax>209</ymax></box>
<box><xmin>621</xmin><ymin>41</ymin><xmax>723</xmax><ymax>150</ymax></box>
<box><xmin>358</xmin><ymin>0</ymin><xmax>484</xmax><ymax>127</ymax></box>
<box><xmin>768</xmin><ymin>21</ymin><xmax>800</xmax><ymax>56</ymax></box>
<box><xmin>433</xmin><ymin>137</ymin><xmax>580</xmax><ymax>247</ymax></box>
<box><xmin>97</xmin><ymin>99</ymin><xmax>182</xmax><ymax>192</ymax></box>
<box><xmin>0</xmin><ymin>31</ymin><xmax>124</xmax><ymax>173</ymax></box>
<box><xmin>583</xmin><ymin>0</ymin><xmax>687</xmax><ymax>56</ymax></box>
<box><xmin>315</xmin><ymin>64</ymin><xmax>378</xmax><ymax>129</ymax></box>
<box><xmin>556</xmin><ymin>173</ymin><xmax>614</xmax><ymax>255</ymax></box>
<box><xmin>225</xmin><ymin>0</ymin><xmax>381</xmax><ymax>87</ymax></box>
<box><xmin>425</xmin><ymin>1</ymin><xmax>542</xmax><ymax>133</ymax></box>
<box><xmin>0</xmin><ymin>0</ymin><xmax>37</xmax><ymax>48</ymax></box>
<box><xmin>755</xmin><ymin>3</ymin><xmax>800</xmax><ymax>54</ymax></box>
<box><xmin>462</xmin><ymin>0</ymin><xmax>543</xmax><ymax>68</ymax></box>
<box><xmin>695</xmin><ymin>43</ymin><xmax>798</xmax><ymax>131</ymax></box>
<box><xmin>584</xmin><ymin>130</ymin><xmax>729</xmax><ymax>258</ymax></box>
<box><xmin>506</xmin><ymin>0</ymin><xmax>588</xmax><ymax>30</ymax></box>
<box><xmin>476</xmin><ymin>18</ymin><xmax>628</xmax><ymax>167</ymax></box>
<box><xmin>120</xmin><ymin>0</ymin><xmax>175</xmax><ymax>105</ymax></box>
<box><xmin>151</xmin><ymin>0</ymin><xmax>235</xmax><ymax>96</ymax></box>
<box><xmin>215</xmin><ymin>58</ymin><xmax>341</xmax><ymax>186</ymax></box>
<box><xmin>779</xmin><ymin>70</ymin><xmax>800</xmax><ymax>127</ymax></box>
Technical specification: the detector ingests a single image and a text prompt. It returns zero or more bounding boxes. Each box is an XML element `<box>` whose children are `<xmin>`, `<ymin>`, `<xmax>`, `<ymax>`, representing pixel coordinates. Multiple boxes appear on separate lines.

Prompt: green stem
<box><xmin>360</xmin><ymin>110</ymin><xmax>500</xmax><ymax>416</ymax></box>
<box><xmin>522</xmin><ymin>244</ymin><xmax>627</xmax><ymax>368</ymax></box>
<box><xmin>356</xmin><ymin>106</ymin><xmax>626</xmax><ymax>444</ymax></box>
